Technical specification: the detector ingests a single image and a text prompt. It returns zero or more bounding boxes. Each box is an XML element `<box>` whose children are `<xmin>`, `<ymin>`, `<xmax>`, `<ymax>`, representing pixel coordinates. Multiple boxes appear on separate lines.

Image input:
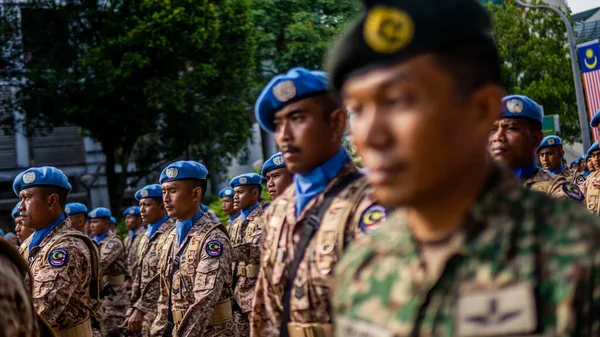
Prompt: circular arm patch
<box><xmin>48</xmin><ymin>248</ymin><xmax>69</xmax><ymax>267</ymax></box>
<box><xmin>205</xmin><ymin>240</ymin><xmax>223</xmax><ymax>257</ymax></box>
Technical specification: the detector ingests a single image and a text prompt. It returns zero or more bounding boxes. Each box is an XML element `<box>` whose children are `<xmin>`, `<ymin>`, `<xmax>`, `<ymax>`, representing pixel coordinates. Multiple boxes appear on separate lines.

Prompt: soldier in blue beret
<box><xmin>490</xmin><ymin>95</ymin><xmax>583</xmax><ymax>201</ymax></box>
<box><xmin>261</xmin><ymin>152</ymin><xmax>293</xmax><ymax>201</ymax></box>
<box><xmin>584</xmin><ymin>141</ymin><xmax>600</xmax><ymax>214</ymax></box>
<box><xmin>536</xmin><ymin>136</ymin><xmax>580</xmax><ymax>184</ymax></box>
<box><xmin>122</xmin><ymin>184</ymin><xmax>174</xmax><ymax>336</ymax></box>
<box><xmin>219</xmin><ymin>187</ymin><xmax>241</xmax><ymax>225</ymax></box>
<box><xmin>323</xmin><ymin>0</ymin><xmax>600</xmax><ymax>335</ymax></box>
<box><xmin>65</xmin><ymin>202</ymin><xmax>88</xmax><ymax>233</ymax></box>
<box><xmin>579</xmin><ymin>155</ymin><xmax>587</xmax><ymax>172</ymax></box>
<box><xmin>13</xmin><ymin>166</ymin><xmax>100</xmax><ymax>336</ymax></box>
<box><xmin>89</xmin><ymin>206</ymin><xmax>129</xmax><ymax>336</ymax></box>
<box><xmin>108</xmin><ymin>216</ymin><xmax>117</xmax><ymax>233</ymax></box>
<box><xmin>252</xmin><ymin>66</ymin><xmax>388</xmax><ymax>335</ymax></box>
<box><xmin>122</xmin><ymin>205</ymin><xmax>145</xmax><ymax>290</ymax></box>
<box><xmin>227</xmin><ymin>173</ymin><xmax>265</xmax><ymax>336</ymax></box>
<box><xmin>12</xmin><ymin>201</ymin><xmax>33</xmax><ymax>245</ymax></box>
<box><xmin>152</xmin><ymin>161</ymin><xmax>234</xmax><ymax>336</ymax></box>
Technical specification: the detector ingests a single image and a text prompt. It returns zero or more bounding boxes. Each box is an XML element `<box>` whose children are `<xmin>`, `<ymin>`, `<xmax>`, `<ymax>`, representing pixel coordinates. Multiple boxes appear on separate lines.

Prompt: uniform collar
<box><xmin>176</xmin><ymin>210</ymin><xmax>203</xmax><ymax>246</ymax></box>
<box><xmin>147</xmin><ymin>215</ymin><xmax>170</xmax><ymax>239</ymax></box>
<box><xmin>94</xmin><ymin>230</ymin><xmax>110</xmax><ymax>244</ymax></box>
<box><xmin>29</xmin><ymin>212</ymin><xmax>67</xmax><ymax>253</ymax></box>
<box><xmin>293</xmin><ymin>147</ymin><xmax>350</xmax><ymax>216</ymax></box>
<box><xmin>548</xmin><ymin>163</ymin><xmax>564</xmax><ymax>175</ymax></box>
<box><xmin>241</xmin><ymin>203</ymin><xmax>260</xmax><ymax>221</ymax></box>
<box><xmin>512</xmin><ymin>162</ymin><xmax>538</xmax><ymax>180</ymax></box>
<box><xmin>229</xmin><ymin>212</ymin><xmax>241</xmax><ymax>224</ymax></box>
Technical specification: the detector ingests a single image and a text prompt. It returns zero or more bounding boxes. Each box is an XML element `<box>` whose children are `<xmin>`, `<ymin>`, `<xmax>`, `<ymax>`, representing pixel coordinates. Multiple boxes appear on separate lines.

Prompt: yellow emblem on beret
<box><xmin>547</xmin><ymin>138</ymin><xmax>555</xmax><ymax>145</ymax></box>
<box><xmin>140</xmin><ymin>189</ymin><xmax>149</xmax><ymax>198</ymax></box>
<box><xmin>273</xmin><ymin>80</ymin><xmax>296</xmax><ymax>102</ymax></box>
<box><xmin>273</xmin><ymin>155</ymin><xmax>285</xmax><ymax>166</ymax></box>
<box><xmin>166</xmin><ymin>167</ymin><xmax>179</xmax><ymax>179</ymax></box>
<box><xmin>506</xmin><ymin>99</ymin><xmax>523</xmax><ymax>113</ymax></box>
<box><xmin>23</xmin><ymin>172</ymin><xmax>36</xmax><ymax>184</ymax></box>
<box><xmin>363</xmin><ymin>6</ymin><xmax>414</xmax><ymax>54</ymax></box>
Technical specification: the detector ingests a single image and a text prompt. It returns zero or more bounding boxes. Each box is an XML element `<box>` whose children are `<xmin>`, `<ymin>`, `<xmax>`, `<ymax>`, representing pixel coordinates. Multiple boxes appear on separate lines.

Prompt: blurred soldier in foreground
<box><xmin>16</xmin><ymin>166</ymin><xmax>99</xmax><ymax>337</ymax></box>
<box><xmin>326</xmin><ymin>0</ymin><xmax>600</xmax><ymax>335</ymax></box>
<box><xmin>219</xmin><ymin>187</ymin><xmax>241</xmax><ymax>225</ymax></box>
<box><xmin>261</xmin><ymin>152</ymin><xmax>293</xmax><ymax>202</ymax></box>
<box><xmin>66</xmin><ymin>202</ymin><xmax>89</xmax><ymax>233</ymax></box>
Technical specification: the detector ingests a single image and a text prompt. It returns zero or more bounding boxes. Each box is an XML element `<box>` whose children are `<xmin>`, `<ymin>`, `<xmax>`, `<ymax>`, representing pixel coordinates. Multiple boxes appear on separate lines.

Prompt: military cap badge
<box><xmin>23</xmin><ymin>172</ymin><xmax>36</xmax><ymax>184</ymax></box>
<box><xmin>240</xmin><ymin>177</ymin><xmax>248</xmax><ymax>184</ymax></box>
<box><xmin>273</xmin><ymin>155</ymin><xmax>285</xmax><ymax>166</ymax></box>
<box><xmin>363</xmin><ymin>6</ymin><xmax>414</xmax><ymax>54</ymax></box>
<box><xmin>273</xmin><ymin>80</ymin><xmax>296</xmax><ymax>102</ymax></box>
<box><xmin>166</xmin><ymin>167</ymin><xmax>179</xmax><ymax>179</ymax></box>
<box><xmin>65</xmin><ymin>206</ymin><xmax>71</xmax><ymax>214</ymax></box>
<box><xmin>225</xmin><ymin>189</ymin><xmax>232</xmax><ymax>196</ymax></box>
<box><xmin>548</xmin><ymin>138</ymin><xmax>555</xmax><ymax>145</ymax></box>
<box><xmin>129</xmin><ymin>209</ymin><xmax>135</xmax><ymax>214</ymax></box>
<box><xmin>90</xmin><ymin>210</ymin><xmax>97</xmax><ymax>218</ymax></box>
<box><xmin>506</xmin><ymin>99</ymin><xmax>524</xmax><ymax>113</ymax></box>
<box><xmin>140</xmin><ymin>189</ymin><xmax>149</xmax><ymax>198</ymax></box>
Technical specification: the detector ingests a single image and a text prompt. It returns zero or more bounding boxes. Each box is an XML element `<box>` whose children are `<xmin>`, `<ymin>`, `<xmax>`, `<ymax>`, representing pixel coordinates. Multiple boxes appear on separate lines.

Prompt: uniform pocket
<box><xmin>195</xmin><ymin>259</ymin><xmax>220</xmax><ymax>290</ymax></box>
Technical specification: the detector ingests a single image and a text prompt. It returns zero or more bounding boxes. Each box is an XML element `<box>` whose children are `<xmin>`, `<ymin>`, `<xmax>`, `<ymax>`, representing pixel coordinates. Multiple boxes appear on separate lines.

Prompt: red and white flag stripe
<box><xmin>584</xmin><ymin>69</ymin><xmax>600</xmax><ymax>141</ymax></box>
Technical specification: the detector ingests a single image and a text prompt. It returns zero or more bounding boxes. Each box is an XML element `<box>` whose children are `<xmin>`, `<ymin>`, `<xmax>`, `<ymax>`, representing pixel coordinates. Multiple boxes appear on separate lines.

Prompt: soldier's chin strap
<box><xmin>279</xmin><ymin>171</ymin><xmax>362</xmax><ymax>337</ymax></box>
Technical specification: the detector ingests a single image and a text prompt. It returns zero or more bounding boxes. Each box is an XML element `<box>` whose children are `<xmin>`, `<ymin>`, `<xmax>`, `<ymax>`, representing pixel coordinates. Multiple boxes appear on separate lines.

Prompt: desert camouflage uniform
<box><xmin>583</xmin><ymin>171</ymin><xmax>600</xmax><ymax>215</ymax></box>
<box><xmin>332</xmin><ymin>166</ymin><xmax>600</xmax><ymax>337</ymax></box>
<box><xmin>228</xmin><ymin>205</ymin><xmax>264</xmax><ymax>337</ymax></box>
<box><xmin>128</xmin><ymin>219</ymin><xmax>175</xmax><ymax>336</ymax></box>
<box><xmin>151</xmin><ymin>214</ymin><xmax>235</xmax><ymax>337</ymax></box>
<box><xmin>524</xmin><ymin>168</ymin><xmax>584</xmax><ymax>202</ymax></box>
<box><xmin>250</xmin><ymin>163</ymin><xmax>388</xmax><ymax>337</ymax></box>
<box><xmin>124</xmin><ymin>226</ymin><xmax>147</xmax><ymax>282</ymax></box>
<box><xmin>20</xmin><ymin>218</ymin><xmax>98</xmax><ymax>336</ymax></box>
<box><xmin>98</xmin><ymin>232</ymin><xmax>129</xmax><ymax>337</ymax></box>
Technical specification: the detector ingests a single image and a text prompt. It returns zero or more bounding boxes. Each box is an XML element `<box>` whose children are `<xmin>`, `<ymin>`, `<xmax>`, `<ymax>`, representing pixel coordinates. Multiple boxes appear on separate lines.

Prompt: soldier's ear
<box><xmin>192</xmin><ymin>186</ymin><xmax>202</xmax><ymax>202</ymax></box>
<box><xmin>329</xmin><ymin>108</ymin><xmax>348</xmax><ymax>140</ymax></box>
<box><xmin>48</xmin><ymin>193</ymin><xmax>59</xmax><ymax>208</ymax></box>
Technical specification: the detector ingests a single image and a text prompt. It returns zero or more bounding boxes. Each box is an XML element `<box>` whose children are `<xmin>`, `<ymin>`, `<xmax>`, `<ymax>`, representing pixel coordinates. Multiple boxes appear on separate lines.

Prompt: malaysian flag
<box><xmin>578</xmin><ymin>40</ymin><xmax>600</xmax><ymax>141</ymax></box>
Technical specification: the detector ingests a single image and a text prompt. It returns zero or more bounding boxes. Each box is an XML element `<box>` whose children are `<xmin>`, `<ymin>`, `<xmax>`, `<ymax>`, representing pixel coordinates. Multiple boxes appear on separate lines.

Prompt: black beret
<box><xmin>326</xmin><ymin>0</ymin><xmax>495</xmax><ymax>92</ymax></box>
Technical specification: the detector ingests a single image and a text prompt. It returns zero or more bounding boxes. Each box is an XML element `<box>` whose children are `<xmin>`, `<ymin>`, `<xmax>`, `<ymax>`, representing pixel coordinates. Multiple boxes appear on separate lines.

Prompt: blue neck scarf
<box><xmin>241</xmin><ymin>203</ymin><xmax>260</xmax><ymax>221</ymax></box>
<box><xmin>147</xmin><ymin>215</ymin><xmax>169</xmax><ymax>239</ymax></box>
<box><xmin>229</xmin><ymin>212</ymin><xmax>241</xmax><ymax>225</ymax></box>
<box><xmin>512</xmin><ymin>162</ymin><xmax>538</xmax><ymax>180</ymax></box>
<box><xmin>29</xmin><ymin>213</ymin><xmax>67</xmax><ymax>253</ymax></box>
<box><xmin>176</xmin><ymin>211</ymin><xmax>203</xmax><ymax>246</ymax></box>
<box><xmin>128</xmin><ymin>229</ymin><xmax>137</xmax><ymax>241</ymax></box>
<box><xmin>294</xmin><ymin>147</ymin><xmax>350</xmax><ymax>217</ymax></box>
<box><xmin>585</xmin><ymin>170</ymin><xmax>591</xmax><ymax>177</ymax></box>
<box><xmin>548</xmin><ymin>163</ymin><xmax>564</xmax><ymax>175</ymax></box>
<box><xmin>94</xmin><ymin>231</ymin><xmax>110</xmax><ymax>244</ymax></box>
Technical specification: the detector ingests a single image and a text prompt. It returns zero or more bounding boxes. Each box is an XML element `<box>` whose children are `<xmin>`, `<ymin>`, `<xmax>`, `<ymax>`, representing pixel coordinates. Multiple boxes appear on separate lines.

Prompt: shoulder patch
<box><xmin>575</xmin><ymin>175</ymin><xmax>586</xmax><ymax>185</ymax></box>
<box><xmin>563</xmin><ymin>183</ymin><xmax>584</xmax><ymax>201</ymax></box>
<box><xmin>205</xmin><ymin>240</ymin><xmax>223</xmax><ymax>257</ymax></box>
<box><xmin>106</xmin><ymin>242</ymin><xmax>115</xmax><ymax>249</ymax></box>
<box><xmin>359</xmin><ymin>204</ymin><xmax>388</xmax><ymax>233</ymax></box>
<box><xmin>48</xmin><ymin>248</ymin><xmax>69</xmax><ymax>267</ymax></box>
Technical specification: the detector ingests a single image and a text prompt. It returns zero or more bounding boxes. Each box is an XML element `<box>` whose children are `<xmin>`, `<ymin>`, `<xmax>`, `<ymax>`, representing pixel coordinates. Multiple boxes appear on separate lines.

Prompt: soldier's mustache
<box><xmin>281</xmin><ymin>145</ymin><xmax>301</xmax><ymax>153</ymax></box>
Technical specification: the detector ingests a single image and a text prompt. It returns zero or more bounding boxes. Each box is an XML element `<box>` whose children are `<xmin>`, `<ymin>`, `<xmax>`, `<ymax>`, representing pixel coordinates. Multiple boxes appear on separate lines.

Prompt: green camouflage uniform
<box><xmin>332</xmin><ymin>167</ymin><xmax>600</xmax><ymax>336</ymax></box>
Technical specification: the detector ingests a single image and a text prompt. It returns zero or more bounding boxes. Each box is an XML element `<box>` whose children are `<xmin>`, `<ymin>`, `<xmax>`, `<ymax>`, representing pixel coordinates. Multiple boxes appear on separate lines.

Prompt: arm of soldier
<box><xmin>0</xmin><ymin>255</ymin><xmax>38</xmax><ymax>337</ymax></box>
<box><xmin>177</xmin><ymin>230</ymin><xmax>233</xmax><ymax>336</ymax></box>
<box><xmin>100</xmin><ymin>239</ymin><xmax>125</xmax><ymax>272</ymax></box>
<box><xmin>133</xmin><ymin>272</ymin><xmax>160</xmax><ymax>315</ymax></box>
<box><xmin>232</xmin><ymin>242</ymin><xmax>261</xmax><ymax>263</ymax></box>
<box><xmin>347</xmin><ymin>186</ymin><xmax>389</xmax><ymax>240</ymax></box>
<box><xmin>588</xmin><ymin>247</ymin><xmax>600</xmax><ymax>335</ymax></box>
<box><xmin>549</xmin><ymin>179</ymin><xmax>585</xmax><ymax>204</ymax></box>
<box><xmin>32</xmin><ymin>238</ymin><xmax>91</xmax><ymax>325</ymax></box>
<box><xmin>149</xmin><ymin>267</ymin><xmax>169</xmax><ymax>336</ymax></box>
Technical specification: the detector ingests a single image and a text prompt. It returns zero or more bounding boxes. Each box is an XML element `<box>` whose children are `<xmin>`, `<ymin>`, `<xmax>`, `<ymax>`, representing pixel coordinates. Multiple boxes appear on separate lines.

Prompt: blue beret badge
<box><xmin>166</xmin><ymin>167</ymin><xmax>179</xmax><ymax>179</ymax></box>
<box><xmin>23</xmin><ymin>172</ymin><xmax>36</xmax><ymax>184</ymax></box>
<box><xmin>576</xmin><ymin>175</ymin><xmax>586</xmax><ymax>186</ymax></box>
<box><xmin>506</xmin><ymin>99</ymin><xmax>524</xmax><ymax>113</ymax></box>
<box><xmin>563</xmin><ymin>184</ymin><xmax>584</xmax><ymax>201</ymax></box>
<box><xmin>205</xmin><ymin>240</ymin><xmax>223</xmax><ymax>257</ymax></box>
<box><xmin>359</xmin><ymin>204</ymin><xmax>388</xmax><ymax>233</ymax></box>
<box><xmin>273</xmin><ymin>80</ymin><xmax>296</xmax><ymax>102</ymax></box>
<box><xmin>48</xmin><ymin>248</ymin><xmax>69</xmax><ymax>267</ymax></box>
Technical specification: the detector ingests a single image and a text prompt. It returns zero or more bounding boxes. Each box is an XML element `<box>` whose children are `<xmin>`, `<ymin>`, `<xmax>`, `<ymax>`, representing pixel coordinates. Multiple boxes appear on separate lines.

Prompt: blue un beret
<box><xmin>88</xmin><ymin>207</ymin><xmax>111</xmax><ymax>219</ymax></box>
<box><xmin>230</xmin><ymin>173</ymin><xmax>263</xmax><ymax>188</ymax></box>
<box><xmin>11</xmin><ymin>202</ymin><xmax>21</xmax><ymax>219</ymax></box>
<box><xmin>159</xmin><ymin>161</ymin><xmax>208</xmax><ymax>184</ymax></box>
<box><xmin>537</xmin><ymin>136</ymin><xmax>563</xmax><ymax>153</ymax></box>
<box><xmin>255</xmin><ymin>67</ymin><xmax>328</xmax><ymax>133</ymax></box>
<box><xmin>261</xmin><ymin>152</ymin><xmax>287</xmax><ymax>177</ymax></box>
<box><xmin>570</xmin><ymin>159</ymin><xmax>579</xmax><ymax>166</ymax></box>
<box><xmin>13</xmin><ymin>166</ymin><xmax>72</xmax><ymax>196</ymax></box>
<box><xmin>135</xmin><ymin>184</ymin><xmax>163</xmax><ymax>201</ymax></box>
<box><xmin>65</xmin><ymin>203</ymin><xmax>88</xmax><ymax>216</ymax></box>
<box><xmin>219</xmin><ymin>187</ymin><xmax>235</xmax><ymax>199</ymax></box>
<box><xmin>123</xmin><ymin>206</ymin><xmax>140</xmax><ymax>217</ymax></box>
<box><xmin>110</xmin><ymin>216</ymin><xmax>116</xmax><ymax>225</ymax></box>
<box><xmin>588</xmin><ymin>141</ymin><xmax>600</xmax><ymax>156</ymax></box>
<box><xmin>501</xmin><ymin>95</ymin><xmax>543</xmax><ymax>124</ymax></box>
<box><xmin>591</xmin><ymin>109</ymin><xmax>600</xmax><ymax>128</ymax></box>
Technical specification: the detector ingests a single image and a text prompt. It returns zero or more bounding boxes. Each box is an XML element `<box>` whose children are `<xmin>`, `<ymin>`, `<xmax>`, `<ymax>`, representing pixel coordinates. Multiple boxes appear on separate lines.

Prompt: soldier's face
<box><xmin>90</xmin><ymin>218</ymin><xmax>110</xmax><ymax>235</ymax></box>
<box><xmin>221</xmin><ymin>197</ymin><xmax>235</xmax><ymax>216</ymax></box>
<box><xmin>15</xmin><ymin>218</ymin><xmax>34</xmax><ymax>243</ymax></box>
<box><xmin>538</xmin><ymin>147</ymin><xmax>563</xmax><ymax>171</ymax></box>
<box><xmin>69</xmin><ymin>214</ymin><xmax>87</xmax><ymax>232</ymax></box>
<box><xmin>580</xmin><ymin>160</ymin><xmax>587</xmax><ymax>171</ymax></box>
<box><xmin>489</xmin><ymin>118</ymin><xmax>543</xmax><ymax>168</ymax></box>
<box><xmin>233</xmin><ymin>186</ymin><xmax>258</xmax><ymax>211</ymax></box>
<box><xmin>84</xmin><ymin>221</ymin><xmax>93</xmax><ymax>237</ymax></box>
<box><xmin>125</xmin><ymin>214</ymin><xmax>141</xmax><ymax>230</ymax></box>
<box><xmin>139</xmin><ymin>198</ymin><xmax>165</xmax><ymax>225</ymax></box>
<box><xmin>265</xmin><ymin>168</ymin><xmax>293</xmax><ymax>200</ymax></box>
<box><xmin>273</xmin><ymin>97</ymin><xmax>347</xmax><ymax>174</ymax></box>
<box><xmin>592</xmin><ymin>151</ymin><xmax>600</xmax><ymax>171</ymax></box>
<box><xmin>18</xmin><ymin>187</ymin><xmax>58</xmax><ymax>230</ymax></box>
<box><xmin>342</xmin><ymin>55</ymin><xmax>502</xmax><ymax>208</ymax></box>
<box><xmin>161</xmin><ymin>181</ymin><xmax>201</xmax><ymax>221</ymax></box>
<box><xmin>587</xmin><ymin>158</ymin><xmax>596</xmax><ymax>172</ymax></box>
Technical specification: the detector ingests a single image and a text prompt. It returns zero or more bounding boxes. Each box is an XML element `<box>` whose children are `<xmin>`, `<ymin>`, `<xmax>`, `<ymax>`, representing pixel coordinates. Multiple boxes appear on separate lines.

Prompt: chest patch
<box><xmin>359</xmin><ymin>204</ymin><xmax>388</xmax><ymax>233</ymax></box>
<box><xmin>205</xmin><ymin>240</ymin><xmax>223</xmax><ymax>257</ymax></box>
<box><xmin>48</xmin><ymin>248</ymin><xmax>69</xmax><ymax>267</ymax></box>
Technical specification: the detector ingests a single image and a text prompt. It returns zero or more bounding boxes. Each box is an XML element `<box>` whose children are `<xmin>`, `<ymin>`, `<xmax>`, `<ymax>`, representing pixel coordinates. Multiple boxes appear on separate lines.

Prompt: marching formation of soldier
<box><xmin>2</xmin><ymin>0</ymin><xmax>600</xmax><ymax>336</ymax></box>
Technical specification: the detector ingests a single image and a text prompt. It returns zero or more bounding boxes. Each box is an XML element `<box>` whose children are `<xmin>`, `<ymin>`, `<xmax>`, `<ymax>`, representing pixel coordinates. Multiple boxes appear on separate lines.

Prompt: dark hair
<box><xmin>41</xmin><ymin>187</ymin><xmax>68</xmax><ymax>208</ymax></box>
<box><xmin>313</xmin><ymin>94</ymin><xmax>342</xmax><ymax>118</ymax></box>
<box><xmin>250</xmin><ymin>185</ymin><xmax>262</xmax><ymax>198</ymax></box>
<box><xmin>432</xmin><ymin>41</ymin><xmax>502</xmax><ymax>100</ymax></box>
<box><xmin>527</xmin><ymin>119</ymin><xmax>542</xmax><ymax>132</ymax></box>
<box><xmin>186</xmin><ymin>179</ymin><xmax>208</xmax><ymax>200</ymax></box>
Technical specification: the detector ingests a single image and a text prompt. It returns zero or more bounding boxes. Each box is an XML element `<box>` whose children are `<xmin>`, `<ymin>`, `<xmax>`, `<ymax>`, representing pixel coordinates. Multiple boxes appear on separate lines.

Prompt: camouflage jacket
<box><xmin>228</xmin><ymin>205</ymin><xmax>264</xmax><ymax>313</ymax></box>
<box><xmin>250</xmin><ymin>163</ymin><xmax>388</xmax><ymax>337</ymax></box>
<box><xmin>20</xmin><ymin>219</ymin><xmax>96</xmax><ymax>329</ymax></box>
<box><xmin>151</xmin><ymin>214</ymin><xmax>235</xmax><ymax>337</ymax></box>
<box><xmin>524</xmin><ymin>169</ymin><xmax>584</xmax><ymax>202</ymax></box>
<box><xmin>332</xmin><ymin>166</ymin><xmax>600</xmax><ymax>337</ymax></box>
<box><xmin>583</xmin><ymin>171</ymin><xmax>600</xmax><ymax>214</ymax></box>
<box><xmin>98</xmin><ymin>232</ymin><xmax>127</xmax><ymax>278</ymax></box>
<box><xmin>124</xmin><ymin>226</ymin><xmax>146</xmax><ymax>279</ymax></box>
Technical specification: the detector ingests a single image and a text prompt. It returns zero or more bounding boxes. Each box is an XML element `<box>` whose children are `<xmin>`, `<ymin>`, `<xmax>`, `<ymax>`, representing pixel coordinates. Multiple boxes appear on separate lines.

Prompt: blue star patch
<box><xmin>563</xmin><ymin>183</ymin><xmax>584</xmax><ymax>201</ymax></box>
<box><xmin>48</xmin><ymin>248</ymin><xmax>69</xmax><ymax>267</ymax></box>
<box><xmin>359</xmin><ymin>204</ymin><xmax>388</xmax><ymax>233</ymax></box>
<box><xmin>205</xmin><ymin>240</ymin><xmax>223</xmax><ymax>257</ymax></box>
